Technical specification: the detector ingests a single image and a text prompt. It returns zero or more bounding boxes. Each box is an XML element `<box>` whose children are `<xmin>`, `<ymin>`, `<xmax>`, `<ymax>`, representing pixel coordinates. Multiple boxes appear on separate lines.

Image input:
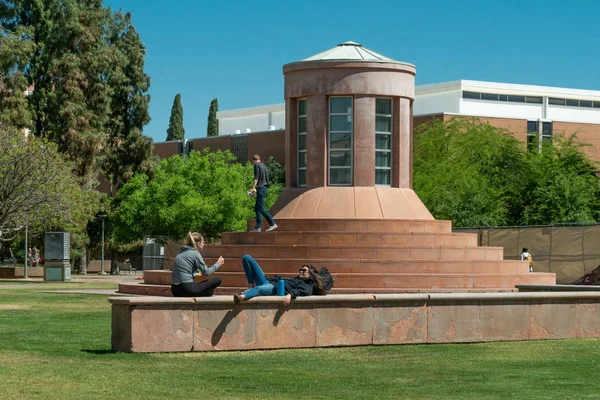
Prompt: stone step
<box><xmin>117</xmin><ymin>282</ymin><xmax>521</xmax><ymax>297</ymax></box>
<box><xmin>201</xmin><ymin>244</ymin><xmax>505</xmax><ymax>261</ymax></box>
<box><xmin>246</xmin><ymin>218</ymin><xmax>453</xmax><ymax>233</ymax></box>
<box><xmin>142</xmin><ymin>271</ymin><xmax>555</xmax><ymax>289</ymax></box>
<box><xmin>222</xmin><ymin>231</ymin><xmax>478</xmax><ymax>247</ymax></box>
<box><xmin>144</xmin><ymin>259</ymin><xmax>531</xmax><ymax>285</ymax></box>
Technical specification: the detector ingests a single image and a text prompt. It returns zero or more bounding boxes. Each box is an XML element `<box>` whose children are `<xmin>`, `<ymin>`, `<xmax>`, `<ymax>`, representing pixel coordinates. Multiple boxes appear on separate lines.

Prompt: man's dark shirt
<box><xmin>253</xmin><ymin>162</ymin><xmax>270</xmax><ymax>188</ymax></box>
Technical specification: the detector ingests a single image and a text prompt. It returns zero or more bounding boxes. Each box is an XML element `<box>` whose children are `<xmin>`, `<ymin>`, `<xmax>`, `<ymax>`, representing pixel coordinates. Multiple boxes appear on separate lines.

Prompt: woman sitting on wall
<box><xmin>233</xmin><ymin>254</ymin><xmax>324</xmax><ymax>306</ymax></box>
<box><xmin>171</xmin><ymin>232</ymin><xmax>224</xmax><ymax>297</ymax></box>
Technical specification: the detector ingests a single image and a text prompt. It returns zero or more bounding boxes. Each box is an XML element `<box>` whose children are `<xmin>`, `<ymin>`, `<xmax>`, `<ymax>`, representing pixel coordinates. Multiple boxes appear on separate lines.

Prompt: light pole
<box><xmin>24</xmin><ymin>224</ymin><xmax>29</xmax><ymax>279</ymax></box>
<box><xmin>99</xmin><ymin>215</ymin><xmax>107</xmax><ymax>275</ymax></box>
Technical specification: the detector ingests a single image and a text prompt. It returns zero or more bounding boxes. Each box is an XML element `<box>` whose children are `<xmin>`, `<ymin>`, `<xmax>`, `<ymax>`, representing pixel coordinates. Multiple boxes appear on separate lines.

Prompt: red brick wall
<box><xmin>553</xmin><ymin>121</ymin><xmax>600</xmax><ymax>161</ymax></box>
<box><xmin>248</xmin><ymin>130</ymin><xmax>285</xmax><ymax>164</ymax></box>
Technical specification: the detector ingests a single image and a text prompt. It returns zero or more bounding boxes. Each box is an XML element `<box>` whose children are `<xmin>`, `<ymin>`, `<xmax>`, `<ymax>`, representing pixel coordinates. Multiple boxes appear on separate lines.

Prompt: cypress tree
<box><xmin>207</xmin><ymin>97</ymin><xmax>219</xmax><ymax>137</ymax></box>
<box><xmin>166</xmin><ymin>94</ymin><xmax>184</xmax><ymax>141</ymax></box>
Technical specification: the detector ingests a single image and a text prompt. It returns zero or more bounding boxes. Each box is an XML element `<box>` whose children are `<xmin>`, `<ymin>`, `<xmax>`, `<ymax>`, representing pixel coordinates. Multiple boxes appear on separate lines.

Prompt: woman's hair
<box><xmin>184</xmin><ymin>232</ymin><xmax>203</xmax><ymax>248</ymax></box>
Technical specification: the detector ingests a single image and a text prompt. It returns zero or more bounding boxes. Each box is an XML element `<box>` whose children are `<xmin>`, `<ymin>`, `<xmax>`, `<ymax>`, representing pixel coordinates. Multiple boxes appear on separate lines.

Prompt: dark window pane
<box><xmin>298</xmin><ymin>151</ymin><xmax>306</xmax><ymax>168</ymax></box>
<box><xmin>376</xmin><ymin>116</ymin><xmax>391</xmax><ymax>132</ymax></box>
<box><xmin>566</xmin><ymin>99</ymin><xmax>579</xmax><ymax>107</ymax></box>
<box><xmin>580</xmin><ymin>100</ymin><xmax>593</xmax><ymax>108</ymax></box>
<box><xmin>481</xmin><ymin>93</ymin><xmax>499</xmax><ymax>101</ymax></box>
<box><xmin>463</xmin><ymin>91</ymin><xmax>480</xmax><ymax>99</ymax></box>
<box><xmin>298</xmin><ymin>169</ymin><xmax>306</xmax><ymax>186</ymax></box>
<box><xmin>298</xmin><ymin>99</ymin><xmax>307</xmax><ymax>116</ymax></box>
<box><xmin>593</xmin><ymin>101</ymin><xmax>600</xmax><ymax>109</ymax></box>
<box><xmin>549</xmin><ymin>98</ymin><xmax>566</xmax><ymax>105</ymax></box>
<box><xmin>376</xmin><ymin>98</ymin><xmax>392</xmax><ymax>115</ymax></box>
<box><xmin>376</xmin><ymin>152</ymin><xmax>391</xmax><ymax>167</ymax></box>
<box><xmin>298</xmin><ymin>117</ymin><xmax>307</xmax><ymax>133</ymax></box>
<box><xmin>499</xmin><ymin>94</ymin><xmax>508</xmax><ymax>101</ymax></box>
<box><xmin>298</xmin><ymin>134</ymin><xmax>306</xmax><ymax>151</ymax></box>
<box><xmin>527</xmin><ymin>135</ymin><xmax>537</xmax><ymax>152</ymax></box>
<box><xmin>508</xmin><ymin>95</ymin><xmax>526</xmax><ymax>103</ymax></box>
<box><xmin>330</xmin><ymin>150</ymin><xmax>352</xmax><ymax>167</ymax></box>
<box><xmin>527</xmin><ymin>121</ymin><xmax>538</xmax><ymax>133</ymax></box>
<box><xmin>542</xmin><ymin>122</ymin><xmax>552</xmax><ymax>136</ymax></box>
<box><xmin>375</xmin><ymin>169</ymin><xmax>391</xmax><ymax>185</ymax></box>
<box><xmin>526</xmin><ymin>96</ymin><xmax>543</xmax><ymax>104</ymax></box>
<box><xmin>330</xmin><ymin>97</ymin><xmax>352</xmax><ymax>114</ymax></box>
<box><xmin>330</xmin><ymin>133</ymin><xmax>351</xmax><ymax>149</ymax></box>
<box><xmin>376</xmin><ymin>134</ymin><xmax>391</xmax><ymax>150</ymax></box>
<box><xmin>330</xmin><ymin>168</ymin><xmax>351</xmax><ymax>185</ymax></box>
<box><xmin>330</xmin><ymin>115</ymin><xmax>351</xmax><ymax>132</ymax></box>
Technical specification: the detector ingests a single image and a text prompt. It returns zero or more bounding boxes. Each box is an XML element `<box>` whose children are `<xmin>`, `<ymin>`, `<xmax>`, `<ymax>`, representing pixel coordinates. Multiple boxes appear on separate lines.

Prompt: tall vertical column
<box><xmin>285</xmin><ymin>99</ymin><xmax>297</xmax><ymax>188</ymax></box>
<box><xmin>353</xmin><ymin>95</ymin><xmax>376</xmax><ymax>186</ymax></box>
<box><xmin>306</xmin><ymin>95</ymin><xmax>327</xmax><ymax>187</ymax></box>
<box><xmin>398</xmin><ymin>97</ymin><xmax>412</xmax><ymax>188</ymax></box>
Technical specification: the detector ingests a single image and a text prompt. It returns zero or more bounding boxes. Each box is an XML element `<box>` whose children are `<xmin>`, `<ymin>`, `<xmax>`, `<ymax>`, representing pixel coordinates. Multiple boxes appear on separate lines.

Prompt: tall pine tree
<box><xmin>103</xmin><ymin>10</ymin><xmax>155</xmax><ymax>195</ymax></box>
<box><xmin>166</xmin><ymin>93</ymin><xmax>184</xmax><ymax>141</ymax></box>
<box><xmin>207</xmin><ymin>97</ymin><xmax>219</xmax><ymax>137</ymax></box>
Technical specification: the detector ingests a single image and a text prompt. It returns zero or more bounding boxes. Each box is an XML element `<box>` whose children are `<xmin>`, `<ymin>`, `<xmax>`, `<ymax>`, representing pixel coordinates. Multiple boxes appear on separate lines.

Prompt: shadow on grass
<box><xmin>82</xmin><ymin>349</ymin><xmax>116</xmax><ymax>354</ymax></box>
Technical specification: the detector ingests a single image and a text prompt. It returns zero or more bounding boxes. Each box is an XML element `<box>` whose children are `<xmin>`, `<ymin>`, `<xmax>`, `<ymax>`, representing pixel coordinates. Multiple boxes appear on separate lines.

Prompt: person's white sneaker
<box><xmin>265</xmin><ymin>224</ymin><xmax>278</xmax><ymax>232</ymax></box>
<box><xmin>248</xmin><ymin>228</ymin><xmax>261</xmax><ymax>233</ymax></box>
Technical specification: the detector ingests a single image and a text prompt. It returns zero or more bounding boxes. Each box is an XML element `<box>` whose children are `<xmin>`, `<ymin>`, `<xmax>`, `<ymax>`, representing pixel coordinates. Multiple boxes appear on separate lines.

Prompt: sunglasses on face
<box><xmin>299</xmin><ymin>268</ymin><xmax>309</xmax><ymax>273</ymax></box>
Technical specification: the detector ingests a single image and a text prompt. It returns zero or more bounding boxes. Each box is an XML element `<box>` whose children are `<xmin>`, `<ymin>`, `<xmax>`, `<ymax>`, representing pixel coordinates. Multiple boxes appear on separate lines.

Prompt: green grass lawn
<box><xmin>1</xmin><ymin>283</ymin><xmax>600</xmax><ymax>399</ymax></box>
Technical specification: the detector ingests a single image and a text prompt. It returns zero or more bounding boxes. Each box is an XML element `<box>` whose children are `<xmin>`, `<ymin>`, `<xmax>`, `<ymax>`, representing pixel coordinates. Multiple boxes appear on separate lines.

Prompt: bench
<box><xmin>116</xmin><ymin>262</ymin><xmax>136</xmax><ymax>275</ymax></box>
<box><xmin>109</xmin><ymin>292</ymin><xmax>600</xmax><ymax>353</ymax></box>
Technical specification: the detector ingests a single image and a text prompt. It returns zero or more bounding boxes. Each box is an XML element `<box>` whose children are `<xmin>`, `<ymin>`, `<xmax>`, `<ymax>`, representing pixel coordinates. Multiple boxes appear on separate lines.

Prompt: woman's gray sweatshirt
<box><xmin>171</xmin><ymin>246</ymin><xmax>220</xmax><ymax>285</ymax></box>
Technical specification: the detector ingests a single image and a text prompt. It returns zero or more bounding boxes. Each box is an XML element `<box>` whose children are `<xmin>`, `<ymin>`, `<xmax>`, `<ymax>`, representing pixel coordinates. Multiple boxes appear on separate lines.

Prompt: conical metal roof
<box><xmin>301</xmin><ymin>41</ymin><xmax>406</xmax><ymax>64</ymax></box>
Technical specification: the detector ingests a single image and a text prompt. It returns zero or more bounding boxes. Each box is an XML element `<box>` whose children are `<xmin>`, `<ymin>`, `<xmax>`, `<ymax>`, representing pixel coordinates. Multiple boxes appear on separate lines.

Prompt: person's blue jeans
<box><xmin>242</xmin><ymin>254</ymin><xmax>276</xmax><ymax>300</ymax></box>
<box><xmin>254</xmin><ymin>186</ymin><xmax>275</xmax><ymax>229</ymax></box>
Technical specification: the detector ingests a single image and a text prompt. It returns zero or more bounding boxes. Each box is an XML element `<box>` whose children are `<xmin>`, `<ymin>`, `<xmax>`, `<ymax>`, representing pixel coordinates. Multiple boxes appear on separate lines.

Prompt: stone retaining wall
<box><xmin>109</xmin><ymin>292</ymin><xmax>600</xmax><ymax>353</ymax></box>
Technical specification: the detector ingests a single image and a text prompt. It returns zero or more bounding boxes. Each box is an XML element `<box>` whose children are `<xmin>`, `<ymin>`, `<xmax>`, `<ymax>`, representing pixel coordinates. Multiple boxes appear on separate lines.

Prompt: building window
<box><xmin>527</xmin><ymin>121</ymin><xmax>538</xmax><ymax>152</ymax></box>
<box><xmin>329</xmin><ymin>97</ymin><xmax>352</xmax><ymax>185</ymax></box>
<box><xmin>542</xmin><ymin>121</ymin><xmax>552</xmax><ymax>144</ymax></box>
<box><xmin>375</xmin><ymin>98</ymin><xmax>392</xmax><ymax>185</ymax></box>
<box><xmin>298</xmin><ymin>99</ymin><xmax>307</xmax><ymax>186</ymax></box>
<box><xmin>527</xmin><ymin>120</ymin><xmax>553</xmax><ymax>152</ymax></box>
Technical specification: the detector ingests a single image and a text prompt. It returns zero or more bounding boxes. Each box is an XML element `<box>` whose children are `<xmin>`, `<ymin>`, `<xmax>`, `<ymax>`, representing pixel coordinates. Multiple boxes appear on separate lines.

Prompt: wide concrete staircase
<box><xmin>118</xmin><ymin>219</ymin><xmax>555</xmax><ymax>296</ymax></box>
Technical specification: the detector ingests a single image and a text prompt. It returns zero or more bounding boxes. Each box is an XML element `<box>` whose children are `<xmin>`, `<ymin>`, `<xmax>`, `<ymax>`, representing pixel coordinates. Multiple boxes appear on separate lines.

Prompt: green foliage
<box><xmin>265</xmin><ymin>155</ymin><xmax>285</xmax><ymax>186</ymax></box>
<box><xmin>414</xmin><ymin>118</ymin><xmax>600</xmax><ymax>227</ymax></box>
<box><xmin>0</xmin><ymin>130</ymin><xmax>100</xmax><ymax>241</ymax></box>
<box><xmin>207</xmin><ymin>97</ymin><xmax>218</xmax><ymax>137</ymax></box>
<box><xmin>521</xmin><ymin>135</ymin><xmax>600</xmax><ymax>224</ymax></box>
<box><xmin>103</xmin><ymin>11</ymin><xmax>156</xmax><ymax>195</ymax></box>
<box><xmin>111</xmin><ymin>149</ymin><xmax>281</xmax><ymax>244</ymax></box>
<box><xmin>166</xmin><ymin>93</ymin><xmax>184</xmax><ymax>141</ymax></box>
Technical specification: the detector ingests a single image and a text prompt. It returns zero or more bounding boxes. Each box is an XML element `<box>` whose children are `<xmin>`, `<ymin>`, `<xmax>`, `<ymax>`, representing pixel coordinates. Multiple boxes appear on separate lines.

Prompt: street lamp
<box><xmin>24</xmin><ymin>224</ymin><xmax>29</xmax><ymax>279</ymax></box>
<box><xmin>99</xmin><ymin>215</ymin><xmax>107</xmax><ymax>275</ymax></box>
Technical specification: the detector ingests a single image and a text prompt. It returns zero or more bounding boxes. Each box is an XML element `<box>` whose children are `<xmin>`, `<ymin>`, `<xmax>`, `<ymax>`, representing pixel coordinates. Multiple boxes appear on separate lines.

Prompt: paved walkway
<box><xmin>0</xmin><ymin>273</ymin><xmax>143</xmax><ymax>295</ymax></box>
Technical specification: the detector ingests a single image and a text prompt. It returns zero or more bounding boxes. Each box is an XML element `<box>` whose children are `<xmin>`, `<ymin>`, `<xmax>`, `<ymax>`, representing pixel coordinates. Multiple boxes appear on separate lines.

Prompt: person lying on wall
<box><xmin>233</xmin><ymin>254</ymin><xmax>326</xmax><ymax>306</ymax></box>
<box><xmin>171</xmin><ymin>232</ymin><xmax>224</xmax><ymax>297</ymax></box>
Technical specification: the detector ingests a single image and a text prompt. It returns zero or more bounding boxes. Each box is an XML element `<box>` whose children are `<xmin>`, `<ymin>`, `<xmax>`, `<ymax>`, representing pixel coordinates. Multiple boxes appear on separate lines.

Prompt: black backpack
<box><xmin>304</xmin><ymin>264</ymin><xmax>334</xmax><ymax>295</ymax></box>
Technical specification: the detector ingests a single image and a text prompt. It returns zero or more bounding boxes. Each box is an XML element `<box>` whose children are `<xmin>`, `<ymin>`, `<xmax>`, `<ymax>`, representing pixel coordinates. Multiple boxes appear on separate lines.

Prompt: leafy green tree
<box><xmin>414</xmin><ymin>118</ymin><xmax>528</xmax><ymax>227</ymax></box>
<box><xmin>521</xmin><ymin>135</ymin><xmax>600</xmax><ymax>224</ymax></box>
<box><xmin>265</xmin><ymin>156</ymin><xmax>285</xmax><ymax>186</ymax></box>
<box><xmin>0</xmin><ymin>22</ymin><xmax>34</xmax><ymax>130</ymax></box>
<box><xmin>0</xmin><ymin>130</ymin><xmax>98</xmax><ymax>242</ymax></box>
<box><xmin>111</xmin><ymin>150</ymin><xmax>281</xmax><ymax>244</ymax></box>
<box><xmin>166</xmin><ymin>93</ymin><xmax>184</xmax><ymax>141</ymax></box>
<box><xmin>207</xmin><ymin>97</ymin><xmax>218</xmax><ymax>137</ymax></box>
<box><xmin>103</xmin><ymin>11</ymin><xmax>156</xmax><ymax>195</ymax></box>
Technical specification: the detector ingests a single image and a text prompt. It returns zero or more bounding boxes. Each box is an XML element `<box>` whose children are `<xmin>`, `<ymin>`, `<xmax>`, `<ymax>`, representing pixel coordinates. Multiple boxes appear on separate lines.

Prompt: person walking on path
<box><xmin>521</xmin><ymin>247</ymin><xmax>533</xmax><ymax>272</ymax></box>
<box><xmin>249</xmin><ymin>154</ymin><xmax>277</xmax><ymax>232</ymax></box>
<box><xmin>171</xmin><ymin>232</ymin><xmax>224</xmax><ymax>297</ymax></box>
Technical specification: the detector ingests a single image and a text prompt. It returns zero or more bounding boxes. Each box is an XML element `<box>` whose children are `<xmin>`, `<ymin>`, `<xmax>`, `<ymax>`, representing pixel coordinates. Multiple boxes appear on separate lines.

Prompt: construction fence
<box><xmin>455</xmin><ymin>223</ymin><xmax>600</xmax><ymax>284</ymax></box>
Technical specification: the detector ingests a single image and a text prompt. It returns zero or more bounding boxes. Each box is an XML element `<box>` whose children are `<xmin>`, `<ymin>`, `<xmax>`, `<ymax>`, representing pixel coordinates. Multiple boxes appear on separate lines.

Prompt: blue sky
<box><xmin>104</xmin><ymin>0</ymin><xmax>600</xmax><ymax>143</ymax></box>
